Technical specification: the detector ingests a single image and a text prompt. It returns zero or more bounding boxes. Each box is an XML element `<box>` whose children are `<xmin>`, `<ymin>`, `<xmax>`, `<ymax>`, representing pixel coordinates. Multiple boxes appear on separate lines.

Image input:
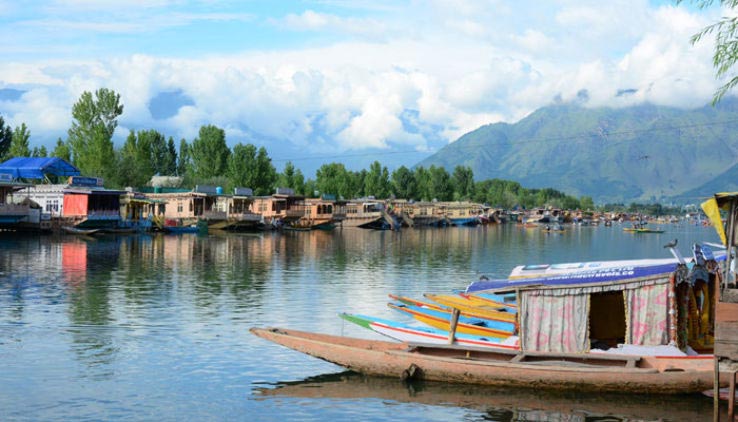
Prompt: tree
<box><xmin>32</xmin><ymin>146</ymin><xmax>48</xmax><ymax>157</ymax></box>
<box><xmin>428</xmin><ymin>165</ymin><xmax>453</xmax><ymax>201</ymax></box>
<box><xmin>0</xmin><ymin>115</ymin><xmax>13</xmax><ymax>161</ymax></box>
<box><xmin>8</xmin><ymin>123</ymin><xmax>31</xmax><ymax>158</ymax></box>
<box><xmin>364</xmin><ymin>161</ymin><xmax>391</xmax><ymax>198</ymax></box>
<box><xmin>67</xmin><ymin>88</ymin><xmax>123</xmax><ymax>179</ymax></box>
<box><xmin>254</xmin><ymin>146</ymin><xmax>277</xmax><ymax>195</ymax></box>
<box><xmin>315</xmin><ymin>162</ymin><xmax>351</xmax><ymax>198</ymax></box>
<box><xmin>177</xmin><ymin>138</ymin><xmax>190</xmax><ymax>178</ymax></box>
<box><xmin>681</xmin><ymin>1</ymin><xmax>738</xmax><ymax>102</ymax></box>
<box><xmin>114</xmin><ymin>130</ymin><xmax>151</xmax><ymax>188</ymax></box>
<box><xmin>227</xmin><ymin>143</ymin><xmax>276</xmax><ymax>195</ymax></box>
<box><xmin>413</xmin><ymin>166</ymin><xmax>431</xmax><ymax>201</ymax></box>
<box><xmin>52</xmin><ymin>138</ymin><xmax>71</xmax><ymax>161</ymax></box>
<box><xmin>189</xmin><ymin>125</ymin><xmax>230</xmax><ymax>181</ymax></box>
<box><xmin>228</xmin><ymin>143</ymin><xmax>256</xmax><ymax>190</ymax></box>
<box><xmin>164</xmin><ymin>137</ymin><xmax>178</xmax><ymax>175</ymax></box>
<box><xmin>391</xmin><ymin>166</ymin><xmax>417</xmax><ymax>200</ymax></box>
<box><xmin>277</xmin><ymin>161</ymin><xmax>305</xmax><ymax>194</ymax></box>
<box><xmin>452</xmin><ymin>165</ymin><xmax>475</xmax><ymax>200</ymax></box>
<box><xmin>580</xmin><ymin>196</ymin><xmax>595</xmax><ymax>211</ymax></box>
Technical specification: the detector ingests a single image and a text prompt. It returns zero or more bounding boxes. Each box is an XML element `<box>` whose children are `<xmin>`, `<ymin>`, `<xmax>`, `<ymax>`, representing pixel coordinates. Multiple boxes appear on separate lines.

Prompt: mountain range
<box><xmin>416</xmin><ymin>98</ymin><xmax>738</xmax><ymax>205</ymax></box>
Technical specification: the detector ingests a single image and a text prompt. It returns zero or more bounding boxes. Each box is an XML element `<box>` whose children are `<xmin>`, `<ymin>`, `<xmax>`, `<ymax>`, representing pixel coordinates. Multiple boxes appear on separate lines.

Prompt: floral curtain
<box><xmin>624</xmin><ymin>283</ymin><xmax>670</xmax><ymax>346</ymax></box>
<box><xmin>520</xmin><ymin>292</ymin><xmax>590</xmax><ymax>353</ymax></box>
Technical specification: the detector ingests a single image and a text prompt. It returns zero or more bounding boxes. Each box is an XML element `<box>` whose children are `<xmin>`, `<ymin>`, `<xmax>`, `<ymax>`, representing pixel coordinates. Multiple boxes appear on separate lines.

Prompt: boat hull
<box><xmin>250</xmin><ymin>327</ymin><xmax>721</xmax><ymax>394</ymax></box>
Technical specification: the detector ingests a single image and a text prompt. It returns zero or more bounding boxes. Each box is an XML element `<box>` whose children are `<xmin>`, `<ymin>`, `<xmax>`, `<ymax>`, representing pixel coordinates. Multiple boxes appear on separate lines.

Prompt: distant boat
<box><xmin>623</xmin><ymin>227</ymin><xmax>664</xmax><ymax>233</ymax></box>
<box><xmin>162</xmin><ymin>225</ymin><xmax>200</xmax><ymax>234</ymax></box>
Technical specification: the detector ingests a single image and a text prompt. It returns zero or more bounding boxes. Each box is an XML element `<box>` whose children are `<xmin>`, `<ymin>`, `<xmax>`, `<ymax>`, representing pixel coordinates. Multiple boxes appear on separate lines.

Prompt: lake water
<box><xmin>0</xmin><ymin>222</ymin><xmax>729</xmax><ymax>421</ymax></box>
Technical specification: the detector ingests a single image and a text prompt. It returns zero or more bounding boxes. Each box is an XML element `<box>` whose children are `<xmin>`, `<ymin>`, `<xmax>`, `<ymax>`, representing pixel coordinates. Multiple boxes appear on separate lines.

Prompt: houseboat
<box><xmin>396</xmin><ymin>201</ymin><xmax>446</xmax><ymax>227</ymax></box>
<box><xmin>343</xmin><ymin>200</ymin><xmax>391</xmax><ymax>229</ymax></box>
<box><xmin>216</xmin><ymin>187</ymin><xmax>262</xmax><ymax>231</ymax></box>
<box><xmin>443</xmin><ymin>201</ymin><xmax>484</xmax><ymax>226</ymax></box>
<box><xmin>249</xmin><ymin>188</ymin><xmax>305</xmax><ymax>230</ymax></box>
<box><xmin>0</xmin><ymin>156</ymin><xmax>86</xmax><ymax>231</ymax></box>
<box><xmin>146</xmin><ymin>185</ymin><xmax>226</xmax><ymax>229</ymax></box>
<box><xmin>18</xmin><ymin>177</ymin><xmax>124</xmax><ymax>231</ymax></box>
<box><xmin>118</xmin><ymin>188</ymin><xmax>156</xmax><ymax>232</ymax></box>
<box><xmin>290</xmin><ymin>196</ymin><xmax>346</xmax><ymax>230</ymax></box>
<box><xmin>0</xmin><ymin>173</ymin><xmax>50</xmax><ymax>231</ymax></box>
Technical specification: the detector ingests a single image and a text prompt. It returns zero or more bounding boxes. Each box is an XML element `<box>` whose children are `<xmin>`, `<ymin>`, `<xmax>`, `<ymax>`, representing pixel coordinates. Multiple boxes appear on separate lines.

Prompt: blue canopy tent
<box><xmin>0</xmin><ymin>157</ymin><xmax>80</xmax><ymax>180</ymax></box>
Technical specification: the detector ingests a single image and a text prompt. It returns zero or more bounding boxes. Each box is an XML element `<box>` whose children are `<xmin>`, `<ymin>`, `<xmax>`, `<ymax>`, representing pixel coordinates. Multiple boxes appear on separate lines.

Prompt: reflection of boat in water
<box><xmin>253</xmin><ymin>371</ymin><xmax>724</xmax><ymax>421</ymax></box>
<box><xmin>62</xmin><ymin>226</ymin><xmax>100</xmax><ymax>235</ymax></box>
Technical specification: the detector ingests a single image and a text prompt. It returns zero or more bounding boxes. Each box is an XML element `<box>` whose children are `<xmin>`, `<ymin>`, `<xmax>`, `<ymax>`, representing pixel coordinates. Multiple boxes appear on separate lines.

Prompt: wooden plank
<box><xmin>716</xmin><ymin>321</ymin><xmax>738</xmax><ymax>359</ymax></box>
<box><xmin>723</xmin><ymin>289</ymin><xmax>738</xmax><ymax>304</ymax></box>
<box><xmin>716</xmin><ymin>301</ymin><xmax>738</xmax><ymax>323</ymax></box>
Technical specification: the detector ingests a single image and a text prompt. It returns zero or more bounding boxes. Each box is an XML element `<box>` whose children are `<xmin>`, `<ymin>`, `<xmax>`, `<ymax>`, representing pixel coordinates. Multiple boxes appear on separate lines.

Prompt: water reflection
<box><xmin>254</xmin><ymin>371</ymin><xmax>721</xmax><ymax>422</ymax></box>
<box><xmin>0</xmin><ymin>224</ymin><xmax>723</xmax><ymax>421</ymax></box>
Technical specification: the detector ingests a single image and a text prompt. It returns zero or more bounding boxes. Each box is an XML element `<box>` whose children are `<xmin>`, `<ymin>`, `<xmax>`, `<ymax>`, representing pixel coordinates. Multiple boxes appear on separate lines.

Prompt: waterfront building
<box><xmin>291</xmin><ymin>195</ymin><xmax>346</xmax><ymax>230</ymax></box>
<box><xmin>145</xmin><ymin>185</ymin><xmax>226</xmax><ymax>228</ymax></box>
<box><xmin>213</xmin><ymin>187</ymin><xmax>262</xmax><ymax>231</ymax></box>
<box><xmin>249</xmin><ymin>188</ymin><xmax>305</xmax><ymax>229</ymax></box>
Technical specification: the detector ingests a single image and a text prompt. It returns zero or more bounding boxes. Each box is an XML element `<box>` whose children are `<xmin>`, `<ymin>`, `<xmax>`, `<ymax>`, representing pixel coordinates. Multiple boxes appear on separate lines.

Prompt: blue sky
<box><xmin>0</xmin><ymin>1</ymin><xmax>727</xmax><ymax>175</ymax></box>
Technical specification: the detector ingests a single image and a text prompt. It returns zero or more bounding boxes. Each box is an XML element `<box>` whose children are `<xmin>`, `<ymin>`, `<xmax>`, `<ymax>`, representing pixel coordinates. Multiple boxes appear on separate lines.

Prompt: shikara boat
<box><xmin>339</xmin><ymin>312</ymin><xmax>517</xmax><ymax>349</ymax></box>
<box><xmin>623</xmin><ymin>227</ymin><xmax>664</xmax><ymax>233</ymax></box>
<box><xmin>252</xmin><ymin>247</ymin><xmax>728</xmax><ymax>394</ymax></box>
<box><xmin>250</xmin><ymin>327</ymin><xmax>718</xmax><ymax>394</ymax></box>
<box><xmin>388</xmin><ymin>303</ymin><xmax>514</xmax><ymax>339</ymax></box>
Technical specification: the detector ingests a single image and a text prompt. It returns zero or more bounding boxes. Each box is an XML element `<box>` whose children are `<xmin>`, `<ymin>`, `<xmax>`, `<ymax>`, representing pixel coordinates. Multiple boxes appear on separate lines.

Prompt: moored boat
<box><xmin>623</xmin><ymin>227</ymin><xmax>665</xmax><ymax>233</ymax></box>
<box><xmin>250</xmin><ymin>327</ymin><xmax>719</xmax><ymax>394</ymax></box>
<box><xmin>252</xmin><ymin>247</ymin><xmax>726</xmax><ymax>394</ymax></box>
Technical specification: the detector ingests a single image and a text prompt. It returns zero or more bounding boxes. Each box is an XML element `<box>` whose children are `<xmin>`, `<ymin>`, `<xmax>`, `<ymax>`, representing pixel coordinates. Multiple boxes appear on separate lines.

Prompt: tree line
<box><xmin>0</xmin><ymin>87</ymin><xmax>599</xmax><ymax>210</ymax></box>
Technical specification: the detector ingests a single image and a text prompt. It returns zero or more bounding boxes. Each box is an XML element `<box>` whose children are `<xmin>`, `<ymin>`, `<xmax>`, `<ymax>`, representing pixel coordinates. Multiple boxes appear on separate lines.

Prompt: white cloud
<box><xmin>0</xmin><ymin>1</ymin><xmax>728</xmax><ymax>166</ymax></box>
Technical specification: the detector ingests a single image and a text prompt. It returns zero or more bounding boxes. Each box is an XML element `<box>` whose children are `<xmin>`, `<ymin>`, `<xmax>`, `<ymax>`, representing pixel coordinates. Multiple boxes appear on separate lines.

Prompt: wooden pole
<box><xmin>447</xmin><ymin>308</ymin><xmax>460</xmax><ymax>344</ymax></box>
<box><xmin>730</xmin><ymin>370</ymin><xmax>737</xmax><ymax>421</ymax></box>
<box><xmin>714</xmin><ymin>357</ymin><xmax>720</xmax><ymax>422</ymax></box>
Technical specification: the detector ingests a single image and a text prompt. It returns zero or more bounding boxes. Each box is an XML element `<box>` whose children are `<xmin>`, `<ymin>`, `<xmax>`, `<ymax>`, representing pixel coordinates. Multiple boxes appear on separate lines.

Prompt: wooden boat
<box><xmin>388</xmin><ymin>303</ymin><xmax>514</xmax><ymax>339</ymax></box>
<box><xmin>339</xmin><ymin>312</ymin><xmax>517</xmax><ymax>349</ymax></box>
<box><xmin>253</xmin><ymin>251</ymin><xmax>730</xmax><ymax>394</ymax></box>
<box><xmin>62</xmin><ymin>226</ymin><xmax>100</xmax><ymax>235</ymax></box>
<box><xmin>623</xmin><ymin>227</ymin><xmax>664</xmax><ymax>233</ymax></box>
<box><xmin>250</xmin><ymin>327</ymin><xmax>719</xmax><ymax>394</ymax></box>
<box><xmin>162</xmin><ymin>225</ymin><xmax>200</xmax><ymax>234</ymax></box>
<box><xmin>423</xmin><ymin>293</ymin><xmax>517</xmax><ymax>321</ymax></box>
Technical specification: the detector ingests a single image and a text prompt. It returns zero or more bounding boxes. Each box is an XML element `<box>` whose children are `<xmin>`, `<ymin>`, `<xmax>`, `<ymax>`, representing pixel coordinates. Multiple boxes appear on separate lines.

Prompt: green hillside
<box><xmin>417</xmin><ymin>100</ymin><xmax>738</xmax><ymax>204</ymax></box>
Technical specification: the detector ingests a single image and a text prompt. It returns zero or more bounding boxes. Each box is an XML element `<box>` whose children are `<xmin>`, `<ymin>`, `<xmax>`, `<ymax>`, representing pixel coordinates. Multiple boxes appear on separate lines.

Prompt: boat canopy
<box><xmin>469</xmin><ymin>260</ymin><xmax>719</xmax><ymax>354</ymax></box>
<box><xmin>0</xmin><ymin>157</ymin><xmax>80</xmax><ymax>179</ymax></box>
<box><xmin>466</xmin><ymin>262</ymin><xmax>678</xmax><ymax>293</ymax></box>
